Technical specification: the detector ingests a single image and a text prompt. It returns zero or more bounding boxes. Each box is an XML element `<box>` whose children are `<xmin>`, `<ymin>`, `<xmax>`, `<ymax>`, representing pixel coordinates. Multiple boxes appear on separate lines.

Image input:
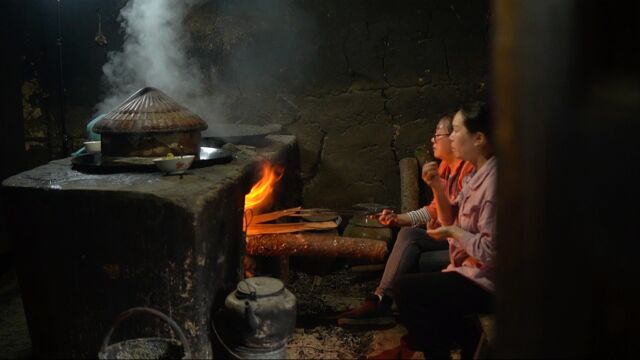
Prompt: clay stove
<box><xmin>1</xmin><ymin>134</ymin><xmax>301</xmax><ymax>358</ymax></box>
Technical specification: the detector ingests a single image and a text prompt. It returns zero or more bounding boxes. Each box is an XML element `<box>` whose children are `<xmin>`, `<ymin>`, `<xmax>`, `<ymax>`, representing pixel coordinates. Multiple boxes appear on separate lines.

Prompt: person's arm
<box><xmin>422</xmin><ymin>161</ymin><xmax>455</xmax><ymax>225</ymax></box>
<box><xmin>378</xmin><ymin>209</ymin><xmax>410</xmax><ymax>227</ymax></box>
<box><xmin>424</xmin><ymin>196</ymin><xmax>440</xmax><ymax>229</ymax></box>
<box><xmin>378</xmin><ymin>209</ymin><xmax>429</xmax><ymax>227</ymax></box>
<box><xmin>405</xmin><ymin>207</ymin><xmax>432</xmax><ymax>226</ymax></box>
<box><xmin>427</xmin><ymin>200</ymin><xmax>496</xmax><ymax>264</ymax></box>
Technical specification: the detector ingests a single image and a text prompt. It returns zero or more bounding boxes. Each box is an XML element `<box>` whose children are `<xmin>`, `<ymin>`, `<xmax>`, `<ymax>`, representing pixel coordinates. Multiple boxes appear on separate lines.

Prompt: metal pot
<box><xmin>100</xmin><ymin>131</ymin><xmax>202</xmax><ymax>157</ymax></box>
<box><xmin>343</xmin><ymin>212</ymin><xmax>392</xmax><ymax>242</ymax></box>
<box><xmin>342</xmin><ymin>203</ymin><xmax>393</xmax><ymax>243</ymax></box>
<box><xmin>98</xmin><ymin>307</ymin><xmax>191</xmax><ymax>360</ymax></box>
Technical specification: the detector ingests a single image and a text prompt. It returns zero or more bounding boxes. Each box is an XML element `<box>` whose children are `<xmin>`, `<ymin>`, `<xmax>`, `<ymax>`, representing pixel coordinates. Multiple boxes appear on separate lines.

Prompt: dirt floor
<box><xmin>0</xmin><ymin>265</ymin><xmax>428</xmax><ymax>359</ymax></box>
<box><xmin>285</xmin><ymin>266</ymin><xmax>426</xmax><ymax>359</ymax></box>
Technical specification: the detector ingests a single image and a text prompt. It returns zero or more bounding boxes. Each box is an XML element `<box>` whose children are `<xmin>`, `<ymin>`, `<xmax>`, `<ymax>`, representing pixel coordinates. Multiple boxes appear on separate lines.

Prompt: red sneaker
<box><xmin>341</xmin><ymin>293</ymin><xmax>393</xmax><ymax>318</ymax></box>
<box><xmin>337</xmin><ymin>294</ymin><xmax>395</xmax><ymax>329</ymax></box>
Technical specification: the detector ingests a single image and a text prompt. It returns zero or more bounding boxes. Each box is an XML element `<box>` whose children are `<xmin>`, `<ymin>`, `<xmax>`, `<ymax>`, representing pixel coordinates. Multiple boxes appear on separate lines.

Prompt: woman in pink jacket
<box><xmin>394</xmin><ymin>101</ymin><xmax>497</xmax><ymax>359</ymax></box>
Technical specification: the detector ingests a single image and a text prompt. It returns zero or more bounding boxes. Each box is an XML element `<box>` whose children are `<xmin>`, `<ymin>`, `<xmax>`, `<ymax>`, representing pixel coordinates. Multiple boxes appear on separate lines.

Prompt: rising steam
<box><xmin>96</xmin><ymin>0</ymin><xmax>221</xmax><ymax>119</ymax></box>
<box><xmin>96</xmin><ymin>0</ymin><xmax>315</xmax><ymax>128</ymax></box>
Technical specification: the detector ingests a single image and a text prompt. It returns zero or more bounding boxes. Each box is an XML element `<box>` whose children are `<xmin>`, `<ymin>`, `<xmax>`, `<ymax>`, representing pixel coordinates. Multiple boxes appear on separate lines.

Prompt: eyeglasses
<box><xmin>431</xmin><ymin>133</ymin><xmax>450</xmax><ymax>142</ymax></box>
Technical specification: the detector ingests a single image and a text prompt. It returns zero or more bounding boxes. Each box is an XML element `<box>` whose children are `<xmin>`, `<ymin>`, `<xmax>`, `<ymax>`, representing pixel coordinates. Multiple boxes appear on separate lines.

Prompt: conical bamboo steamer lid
<box><xmin>93</xmin><ymin>87</ymin><xmax>208</xmax><ymax>134</ymax></box>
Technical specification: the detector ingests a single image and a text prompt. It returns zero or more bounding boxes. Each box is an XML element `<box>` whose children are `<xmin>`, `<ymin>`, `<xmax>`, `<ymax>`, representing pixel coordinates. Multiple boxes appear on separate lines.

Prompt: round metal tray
<box><xmin>71</xmin><ymin>147</ymin><xmax>233</xmax><ymax>174</ymax></box>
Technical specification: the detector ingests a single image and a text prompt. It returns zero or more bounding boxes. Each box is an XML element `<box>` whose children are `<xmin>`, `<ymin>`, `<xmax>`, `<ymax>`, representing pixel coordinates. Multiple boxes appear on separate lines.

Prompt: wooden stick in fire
<box><xmin>249</xmin><ymin>207</ymin><xmax>302</xmax><ymax>225</ymax></box>
<box><xmin>248</xmin><ymin>207</ymin><xmax>383</xmax><ymax>225</ymax></box>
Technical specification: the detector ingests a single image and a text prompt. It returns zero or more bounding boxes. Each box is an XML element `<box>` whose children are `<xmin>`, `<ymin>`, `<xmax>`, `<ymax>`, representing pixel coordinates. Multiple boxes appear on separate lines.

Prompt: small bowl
<box><xmin>84</xmin><ymin>141</ymin><xmax>101</xmax><ymax>154</ymax></box>
<box><xmin>153</xmin><ymin>155</ymin><xmax>195</xmax><ymax>175</ymax></box>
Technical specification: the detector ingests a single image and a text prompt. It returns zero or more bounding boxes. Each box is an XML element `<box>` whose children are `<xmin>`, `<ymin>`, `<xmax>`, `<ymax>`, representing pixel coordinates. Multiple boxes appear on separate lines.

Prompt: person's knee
<box><xmin>396</xmin><ymin>227</ymin><xmax>424</xmax><ymax>246</ymax></box>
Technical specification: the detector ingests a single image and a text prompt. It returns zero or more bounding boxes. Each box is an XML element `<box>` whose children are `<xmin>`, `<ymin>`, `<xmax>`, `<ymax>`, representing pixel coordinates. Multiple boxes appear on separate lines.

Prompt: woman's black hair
<box><xmin>437</xmin><ymin>113</ymin><xmax>454</xmax><ymax>133</ymax></box>
<box><xmin>459</xmin><ymin>101</ymin><xmax>492</xmax><ymax>142</ymax></box>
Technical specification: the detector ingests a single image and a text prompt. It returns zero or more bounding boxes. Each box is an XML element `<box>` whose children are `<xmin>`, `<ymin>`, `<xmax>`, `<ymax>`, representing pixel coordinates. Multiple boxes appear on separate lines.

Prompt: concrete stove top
<box><xmin>1</xmin><ymin>135</ymin><xmax>301</xmax><ymax>359</ymax></box>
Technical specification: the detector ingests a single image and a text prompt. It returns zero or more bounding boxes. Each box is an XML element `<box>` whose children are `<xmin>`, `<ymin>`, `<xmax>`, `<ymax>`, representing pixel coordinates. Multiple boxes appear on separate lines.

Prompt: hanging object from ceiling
<box><xmin>95</xmin><ymin>13</ymin><xmax>108</xmax><ymax>46</ymax></box>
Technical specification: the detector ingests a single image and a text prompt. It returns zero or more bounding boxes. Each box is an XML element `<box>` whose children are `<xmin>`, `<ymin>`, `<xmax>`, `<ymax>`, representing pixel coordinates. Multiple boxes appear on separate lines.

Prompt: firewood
<box><xmin>399</xmin><ymin>157</ymin><xmax>419</xmax><ymax>213</ymax></box>
<box><xmin>246</xmin><ymin>221</ymin><xmax>338</xmax><ymax>235</ymax></box>
<box><xmin>245</xmin><ymin>233</ymin><xmax>388</xmax><ymax>261</ymax></box>
<box><xmin>248</xmin><ymin>207</ymin><xmax>302</xmax><ymax>225</ymax></box>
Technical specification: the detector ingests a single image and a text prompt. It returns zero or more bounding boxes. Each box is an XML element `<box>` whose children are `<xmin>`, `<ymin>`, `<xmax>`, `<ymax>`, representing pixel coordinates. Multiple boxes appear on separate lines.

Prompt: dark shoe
<box><xmin>337</xmin><ymin>294</ymin><xmax>395</xmax><ymax>329</ymax></box>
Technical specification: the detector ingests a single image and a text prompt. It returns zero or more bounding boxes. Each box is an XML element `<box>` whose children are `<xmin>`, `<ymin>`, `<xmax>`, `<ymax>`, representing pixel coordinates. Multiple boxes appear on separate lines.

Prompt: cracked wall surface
<box><xmin>18</xmin><ymin>0</ymin><xmax>489</xmax><ymax>210</ymax></box>
<box><xmin>187</xmin><ymin>0</ymin><xmax>490</xmax><ymax>209</ymax></box>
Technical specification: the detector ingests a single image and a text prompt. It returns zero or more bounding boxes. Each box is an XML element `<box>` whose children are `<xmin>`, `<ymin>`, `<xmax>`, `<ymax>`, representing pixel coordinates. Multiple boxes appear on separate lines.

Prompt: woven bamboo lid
<box><xmin>93</xmin><ymin>87</ymin><xmax>208</xmax><ymax>134</ymax></box>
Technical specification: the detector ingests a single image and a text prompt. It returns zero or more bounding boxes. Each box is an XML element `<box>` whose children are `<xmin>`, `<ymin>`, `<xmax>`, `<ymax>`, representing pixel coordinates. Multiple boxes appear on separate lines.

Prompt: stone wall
<box><xmin>17</xmin><ymin>0</ymin><xmax>489</xmax><ymax>210</ymax></box>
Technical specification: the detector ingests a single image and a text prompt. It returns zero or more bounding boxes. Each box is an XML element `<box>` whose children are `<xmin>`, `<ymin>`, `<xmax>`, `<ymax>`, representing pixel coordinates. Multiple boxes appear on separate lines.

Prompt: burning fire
<box><xmin>243</xmin><ymin>160</ymin><xmax>284</xmax><ymax>278</ymax></box>
<box><xmin>244</xmin><ymin>161</ymin><xmax>284</xmax><ymax>226</ymax></box>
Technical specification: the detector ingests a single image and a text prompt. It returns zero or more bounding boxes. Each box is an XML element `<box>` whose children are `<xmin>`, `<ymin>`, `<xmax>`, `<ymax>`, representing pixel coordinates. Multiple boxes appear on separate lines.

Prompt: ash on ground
<box><xmin>285</xmin><ymin>268</ymin><xmax>381</xmax><ymax>359</ymax></box>
<box><xmin>288</xmin><ymin>268</ymin><xmax>380</xmax><ymax>326</ymax></box>
<box><xmin>287</xmin><ymin>326</ymin><xmax>372</xmax><ymax>359</ymax></box>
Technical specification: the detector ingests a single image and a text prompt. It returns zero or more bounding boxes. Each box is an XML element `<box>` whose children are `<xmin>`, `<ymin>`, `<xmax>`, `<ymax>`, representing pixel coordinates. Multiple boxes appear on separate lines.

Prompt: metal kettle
<box><xmin>224</xmin><ymin>277</ymin><xmax>296</xmax><ymax>358</ymax></box>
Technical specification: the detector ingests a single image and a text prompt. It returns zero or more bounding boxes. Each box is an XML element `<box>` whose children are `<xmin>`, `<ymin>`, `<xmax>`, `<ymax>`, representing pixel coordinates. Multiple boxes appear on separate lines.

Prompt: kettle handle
<box><xmin>99</xmin><ymin>307</ymin><xmax>192</xmax><ymax>359</ymax></box>
<box><xmin>245</xmin><ymin>301</ymin><xmax>261</xmax><ymax>330</ymax></box>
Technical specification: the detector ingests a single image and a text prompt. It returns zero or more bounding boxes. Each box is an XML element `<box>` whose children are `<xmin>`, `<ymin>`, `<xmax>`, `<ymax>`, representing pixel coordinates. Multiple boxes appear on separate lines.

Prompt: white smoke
<box><xmin>96</xmin><ymin>0</ymin><xmax>222</xmax><ymax>120</ymax></box>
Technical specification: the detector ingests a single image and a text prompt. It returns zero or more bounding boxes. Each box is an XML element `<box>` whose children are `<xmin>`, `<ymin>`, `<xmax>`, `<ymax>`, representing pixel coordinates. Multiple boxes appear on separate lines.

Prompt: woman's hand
<box><xmin>422</xmin><ymin>161</ymin><xmax>441</xmax><ymax>188</ymax></box>
<box><xmin>426</xmin><ymin>217</ymin><xmax>439</xmax><ymax>230</ymax></box>
<box><xmin>427</xmin><ymin>225</ymin><xmax>463</xmax><ymax>240</ymax></box>
<box><xmin>378</xmin><ymin>209</ymin><xmax>398</xmax><ymax>226</ymax></box>
<box><xmin>377</xmin><ymin>209</ymin><xmax>411</xmax><ymax>227</ymax></box>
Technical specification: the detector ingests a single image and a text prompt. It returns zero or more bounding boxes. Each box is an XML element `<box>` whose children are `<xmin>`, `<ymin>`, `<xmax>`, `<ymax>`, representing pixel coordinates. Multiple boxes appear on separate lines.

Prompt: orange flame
<box><xmin>244</xmin><ymin>161</ymin><xmax>284</xmax><ymax>218</ymax></box>
<box><xmin>243</xmin><ymin>161</ymin><xmax>284</xmax><ymax>278</ymax></box>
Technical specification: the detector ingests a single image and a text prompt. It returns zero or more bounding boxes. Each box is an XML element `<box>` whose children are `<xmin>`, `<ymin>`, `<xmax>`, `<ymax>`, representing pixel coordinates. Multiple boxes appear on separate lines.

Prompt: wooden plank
<box><xmin>246</xmin><ymin>220</ymin><xmax>338</xmax><ymax>235</ymax></box>
<box><xmin>248</xmin><ymin>206</ymin><xmax>302</xmax><ymax>225</ymax></box>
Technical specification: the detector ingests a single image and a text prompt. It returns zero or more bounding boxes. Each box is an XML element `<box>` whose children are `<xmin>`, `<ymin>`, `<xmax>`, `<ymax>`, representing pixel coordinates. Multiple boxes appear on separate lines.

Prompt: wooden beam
<box><xmin>246</xmin><ymin>233</ymin><xmax>388</xmax><ymax>261</ymax></box>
